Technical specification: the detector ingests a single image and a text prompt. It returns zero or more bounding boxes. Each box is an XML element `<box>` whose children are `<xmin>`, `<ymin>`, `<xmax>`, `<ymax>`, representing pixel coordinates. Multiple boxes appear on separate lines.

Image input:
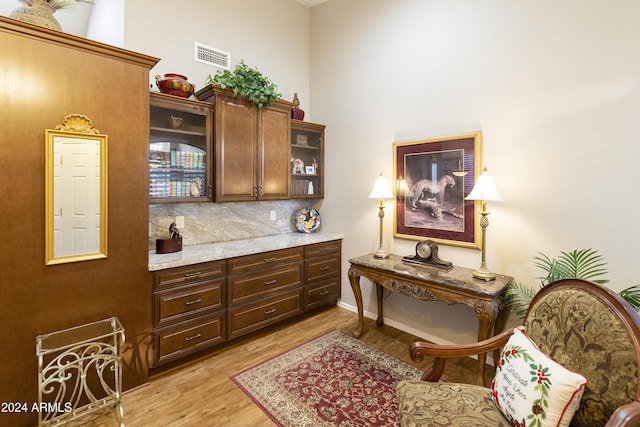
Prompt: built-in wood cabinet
<box><xmin>153</xmin><ymin>86</ymin><xmax>326</xmax><ymax>202</ymax></box>
<box><xmin>291</xmin><ymin>120</ymin><xmax>325</xmax><ymax>198</ymax></box>
<box><xmin>304</xmin><ymin>241</ymin><xmax>341</xmax><ymax>310</ymax></box>
<box><xmin>227</xmin><ymin>247</ymin><xmax>304</xmax><ymax>339</ymax></box>
<box><xmin>195</xmin><ymin>84</ymin><xmax>293</xmax><ymax>201</ymax></box>
<box><xmin>149</xmin><ymin>92</ymin><xmax>213</xmax><ymax>202</ymax></box>
<box><xmin>152</xmin><ymin>260</ymin><xmax>227</xmax><ymax>366</ymax></box>
<box><xmin>151</xmin><ymin>240</ymin><xmax>341</xmax><ymax>368</ymax></box>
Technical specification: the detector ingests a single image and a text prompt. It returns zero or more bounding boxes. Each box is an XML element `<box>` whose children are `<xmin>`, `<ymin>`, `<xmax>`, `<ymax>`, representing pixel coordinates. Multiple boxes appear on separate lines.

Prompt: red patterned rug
<box><xmin>231</xmin><ymin>329</ymin><xmax>424</xmax><ymax>426</ymax></box>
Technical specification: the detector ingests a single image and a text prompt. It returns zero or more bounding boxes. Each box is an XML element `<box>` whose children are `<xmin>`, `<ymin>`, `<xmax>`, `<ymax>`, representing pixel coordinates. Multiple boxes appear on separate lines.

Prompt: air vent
<box><xmin>194</xmin><ymin>42</ymin><xmax>230</xmax><ymax>69</ymax></box>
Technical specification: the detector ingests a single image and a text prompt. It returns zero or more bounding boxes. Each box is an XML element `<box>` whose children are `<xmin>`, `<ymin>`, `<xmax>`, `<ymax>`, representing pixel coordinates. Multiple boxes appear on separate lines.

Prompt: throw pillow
<box><xmin>490</xmin><ymin>328</ymin><xmax>588</xmax><ymax>427</ymax></box>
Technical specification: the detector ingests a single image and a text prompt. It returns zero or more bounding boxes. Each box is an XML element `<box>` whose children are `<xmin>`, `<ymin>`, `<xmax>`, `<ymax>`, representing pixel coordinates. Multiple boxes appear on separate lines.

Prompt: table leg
<box><xmin>492</xmin><ymin>304</ymin><xmax>508</xmax><ymax>372</ymax></box>
<box><xmin>348</xmin><ymin>267</ymin><xmax>364</xmax><ymax>338</ymax></box>
<box><xmin>475</xmin><ymin>302</ymin><xmax>498</xmax><ymax>386</ymax></box>
<box><xmin>376</xmin><ymin>283</ymin><xmax>384</xmax><ymax>326</ymax></box>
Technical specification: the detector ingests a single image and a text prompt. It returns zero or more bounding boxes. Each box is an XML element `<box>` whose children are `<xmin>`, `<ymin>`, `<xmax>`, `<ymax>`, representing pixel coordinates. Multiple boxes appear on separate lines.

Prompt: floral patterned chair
<box><xmin>396</xmin><ymin>279</ymin><xmax>640</xmax><ymax>427</ymax></box>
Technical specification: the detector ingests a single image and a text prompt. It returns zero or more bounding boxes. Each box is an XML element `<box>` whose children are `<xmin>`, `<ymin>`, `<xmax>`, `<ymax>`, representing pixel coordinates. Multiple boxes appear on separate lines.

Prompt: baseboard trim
<box><xmin>337</xmin><ymin>300</ymin><xmax>489</xmax><ymax>363</ymax></box>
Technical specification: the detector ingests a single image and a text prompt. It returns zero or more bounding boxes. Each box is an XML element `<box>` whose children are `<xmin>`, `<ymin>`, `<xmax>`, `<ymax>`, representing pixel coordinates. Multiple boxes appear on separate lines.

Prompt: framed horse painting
<box><xmin>393</xmin><ymin>132</ymin><xmax>482</xmax><ymax>248</ymax></box>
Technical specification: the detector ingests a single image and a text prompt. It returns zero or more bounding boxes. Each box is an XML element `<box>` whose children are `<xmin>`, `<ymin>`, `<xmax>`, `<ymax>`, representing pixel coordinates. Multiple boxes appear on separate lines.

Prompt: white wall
<box><xmin>310</xmin><ymin>0</ymin><xmax>640</xmax><ymax>344</ymax></box>
<box><xmin>124</xmin><ymin>0</ymin><xmax>312</xmax><ymax>112</ymax></box>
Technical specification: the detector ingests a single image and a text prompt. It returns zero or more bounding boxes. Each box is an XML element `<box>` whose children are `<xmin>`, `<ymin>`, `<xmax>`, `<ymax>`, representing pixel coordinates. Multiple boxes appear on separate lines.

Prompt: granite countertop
<box><xmin>148</xmin><ymin>232</ymin><xmax>344</xmax><ymax>271</ymax></box>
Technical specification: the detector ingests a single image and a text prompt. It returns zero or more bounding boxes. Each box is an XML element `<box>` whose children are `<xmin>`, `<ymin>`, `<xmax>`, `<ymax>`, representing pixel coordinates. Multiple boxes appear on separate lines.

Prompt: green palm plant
<box><xmin>505</xmin><ymin>248</ymin><xmax>640</xmax><ymax>318</ymax></box>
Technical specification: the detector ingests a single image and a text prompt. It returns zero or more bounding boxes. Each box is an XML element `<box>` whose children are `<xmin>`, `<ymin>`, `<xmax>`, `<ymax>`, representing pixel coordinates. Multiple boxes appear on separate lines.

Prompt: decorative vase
<box><xmin>155</xmin><ymin>74</ymin><xmax>195</xmax><ymax>98</ymax></box>
<box><xmin>9</xmin><ymin>0</ymin><xmax>62</xmax><ymax>31</ymax></box>
<box><xmin>291</xmin><ymin>92</ymin><xmax>305</xmax><ymax>120</ymax></box>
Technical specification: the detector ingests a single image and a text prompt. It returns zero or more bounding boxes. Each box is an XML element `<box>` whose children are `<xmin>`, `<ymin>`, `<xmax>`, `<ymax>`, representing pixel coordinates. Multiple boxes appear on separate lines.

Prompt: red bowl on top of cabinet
<box><xmin>155</xmin><ymin>74</ymin><xmax>195</xmax><ymax>98</ymax></box>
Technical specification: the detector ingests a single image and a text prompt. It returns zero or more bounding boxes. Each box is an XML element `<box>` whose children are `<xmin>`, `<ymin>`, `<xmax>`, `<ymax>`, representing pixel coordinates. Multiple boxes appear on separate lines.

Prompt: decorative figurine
<box><xmin>169</xmin><ymin>222</ymin><xmax>181</xmax><ymax>239</ymax></box>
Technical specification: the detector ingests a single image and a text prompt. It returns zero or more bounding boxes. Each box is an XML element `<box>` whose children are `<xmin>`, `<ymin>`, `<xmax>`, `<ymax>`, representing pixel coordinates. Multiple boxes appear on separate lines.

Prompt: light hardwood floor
<box><xmin>73</xmin><ymin>306</ymin><xmax>492</xmax><ymax>426</ymax></box>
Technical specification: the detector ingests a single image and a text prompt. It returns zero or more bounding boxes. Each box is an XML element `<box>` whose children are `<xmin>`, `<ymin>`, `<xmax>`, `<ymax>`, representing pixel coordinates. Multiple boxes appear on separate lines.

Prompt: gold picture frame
<box><xmin>45</xmin><ymin>115</ymin><xmax>108</xmax><ymax>265</ymax></box>
<box><xmin>393</xmin><ymin>132</ymin><xmax>482</xmax><ymax>249</ymax></box>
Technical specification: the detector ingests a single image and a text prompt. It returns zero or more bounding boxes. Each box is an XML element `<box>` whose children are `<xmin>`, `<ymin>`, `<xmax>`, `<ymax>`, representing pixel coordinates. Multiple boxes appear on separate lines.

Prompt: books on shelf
<box><xmin>150</xmin><ymin>149</ymin><xmax>206</xmax><ymax>198</ymax></box>
<box><xmin>291</xmin><ymin>179</ymin><xmax>317</xmax><ymax>195</ymax></box>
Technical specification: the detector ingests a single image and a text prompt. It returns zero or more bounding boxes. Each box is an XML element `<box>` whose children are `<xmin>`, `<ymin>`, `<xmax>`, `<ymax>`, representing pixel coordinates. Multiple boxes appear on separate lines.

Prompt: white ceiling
<box><xmin>295</xmin><ymin>0</ymin><xmax>328</xmax><ymax>7</ymax></box>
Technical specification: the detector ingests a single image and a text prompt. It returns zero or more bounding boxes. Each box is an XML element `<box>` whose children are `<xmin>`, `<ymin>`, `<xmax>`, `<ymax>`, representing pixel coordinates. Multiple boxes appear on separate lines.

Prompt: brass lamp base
<box><xmin>373</xmin><ymin>247</ymin><xmax>390</xmax><ymax>259</ymax></box>
<box><xmin>472</xmin><ymin>263</ymin><xmax>496</xmax><ymax>281</ymax></box>
<box><xmin>373</xmin><ymin>202</ymin><xmax>390</xmax><ymax>259</ymax></box>
<box><xmin>473</xmin><ymin>210</ymin><xmax>496</xmax><ymax>281</ymax></box>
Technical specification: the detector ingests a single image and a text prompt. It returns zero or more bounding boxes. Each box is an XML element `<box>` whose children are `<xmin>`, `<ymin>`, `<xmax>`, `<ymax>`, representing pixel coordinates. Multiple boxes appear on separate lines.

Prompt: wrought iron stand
<box><xmin>36</xmin><ymin>317</ymin><xmax>125</xmax><ymax>426</ymax></box>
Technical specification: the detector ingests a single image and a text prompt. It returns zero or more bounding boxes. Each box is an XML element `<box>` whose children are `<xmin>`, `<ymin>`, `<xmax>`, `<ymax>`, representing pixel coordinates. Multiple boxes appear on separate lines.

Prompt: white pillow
<box><xmin>490</xmin><ymin>328</ymin><xmax>588</xmax><ymax>427</ymax></box>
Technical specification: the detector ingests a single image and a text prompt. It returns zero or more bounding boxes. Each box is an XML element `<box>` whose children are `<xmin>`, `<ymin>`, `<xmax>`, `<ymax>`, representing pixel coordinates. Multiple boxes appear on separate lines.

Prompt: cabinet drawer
<box><xmin>229</xmin><ymin>263</ymin><xmax>302</xmax><ymax>306</ymax></box>
<box><xmin>154</xmin><ymin>278</ymin><xmax>226</xmax><ymax>328</ymax></box>
<box><xmin>227</xmin><ymin>289</ymin><xmax>303</xmax><ymax>340</ymax></box>
<box><xmin>305</xmin><ymin>278</ymin><xmax>340</xmax><ymax>311</ymax></box>
<box><xmin>154</xmin><ymin>261</ymin><xmax>226</xmax><ymax>290</ymax></box>
<box><xmin>305</xmin><ymin>253</ymin><xmax>340</xmax><ymax>282</ymax></box>
<box><xmin>304</xmin><ymin>240</ymin><xmax>341</xmax><ymax>258</ymax></box>
<box><xmin>227</xmin><ymin>247</ymin><xmax>303</xmax><ymax>275</ymax></box>
<box><xmin>154</xmin><ymin>312</ymin><xmax>225</xmax><ymax>366</ymax></box>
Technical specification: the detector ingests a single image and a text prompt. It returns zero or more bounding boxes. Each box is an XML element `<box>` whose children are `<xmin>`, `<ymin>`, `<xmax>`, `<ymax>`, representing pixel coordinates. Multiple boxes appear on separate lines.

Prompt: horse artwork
<box><xmin>393</xmin><ymin>132</ymin><xmax>482</xmax><ymax>249</ymax></box>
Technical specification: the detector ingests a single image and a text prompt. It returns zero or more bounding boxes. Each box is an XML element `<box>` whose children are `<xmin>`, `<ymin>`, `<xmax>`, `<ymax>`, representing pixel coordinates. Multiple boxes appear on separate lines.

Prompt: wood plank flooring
<box><xmin>72</xmin><ymin>306</ymin><xmax>493</xmax><ymax>426</ymax></box>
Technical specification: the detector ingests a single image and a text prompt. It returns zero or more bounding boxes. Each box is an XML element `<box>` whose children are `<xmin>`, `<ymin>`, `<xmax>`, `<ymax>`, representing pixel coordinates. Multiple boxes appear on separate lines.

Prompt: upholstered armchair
<box><xmin>396</xmin><ymin>279</ymin><xmax>640</xmax><ymax>427</ymax></box>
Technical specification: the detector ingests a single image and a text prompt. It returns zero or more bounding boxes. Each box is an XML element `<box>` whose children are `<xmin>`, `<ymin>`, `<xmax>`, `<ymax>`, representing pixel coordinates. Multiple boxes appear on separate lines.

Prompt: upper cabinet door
<box><xmin>197</xmin><ymin>85</ymin><xmax>293</xmax><ymax>202</ymax></box>
<box><xmin>290</xmin><ymin>120</ymin><xmax>325</xmax><ymax>199</ymax></box>
<box><xmin>149</xmin><ymin>92</ymin><xmax>213</xmax><ymax>203</ymax></box>
<box><xmin>258</xmin><ymin>101</ymin><xmax>291</xmax><ymax>200</ymax></box>
<box><xmin>215</xmin><ymin>94</ymin><xmax>258</xmax><ymax>201</ymax></box>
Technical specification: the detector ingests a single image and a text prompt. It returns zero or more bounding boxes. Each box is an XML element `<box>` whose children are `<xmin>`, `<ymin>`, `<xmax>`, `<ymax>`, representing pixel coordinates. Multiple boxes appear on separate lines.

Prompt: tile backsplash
<box><xmin>149</xmin><ymin>200</ymin><xmax>316</xmax><ymax>249</ymax></box>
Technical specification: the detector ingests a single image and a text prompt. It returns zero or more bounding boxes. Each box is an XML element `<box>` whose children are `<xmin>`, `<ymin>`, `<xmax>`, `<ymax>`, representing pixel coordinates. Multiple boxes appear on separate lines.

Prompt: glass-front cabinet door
<box><xmin>149</xmin><ymin>92</ymin><xmax>213</xmax><ymax>202</ymax></box>
<box><xmin>290</xmin><ymin>120</ymin><xmax>325</xmax><ymax>199</ymax></box>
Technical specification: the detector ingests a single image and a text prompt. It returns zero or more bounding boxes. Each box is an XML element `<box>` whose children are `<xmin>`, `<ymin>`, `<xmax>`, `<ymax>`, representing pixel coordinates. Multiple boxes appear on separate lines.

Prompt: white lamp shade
<box><xmin>368</xmin><ymin>173</ymin><xmax>394</xmax><ymax>199</ymax></box>
<box><xmin>465</xmin><ymin>168</ymin><xmax>503</xmax><ymax>202</ymax></box>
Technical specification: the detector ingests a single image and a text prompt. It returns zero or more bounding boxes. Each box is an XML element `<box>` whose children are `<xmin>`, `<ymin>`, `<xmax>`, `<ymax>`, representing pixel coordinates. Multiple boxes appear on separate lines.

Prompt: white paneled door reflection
<box><xmin>53</xmin><ymin>138</ymin><xmax>101</xmax><ymax>257</ymax></box>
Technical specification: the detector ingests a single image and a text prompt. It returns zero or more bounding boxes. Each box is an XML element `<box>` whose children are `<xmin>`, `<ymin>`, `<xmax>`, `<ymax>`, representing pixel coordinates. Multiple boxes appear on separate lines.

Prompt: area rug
<box><xmin>231</xmin><ymin>329</ymin><xmax>424</xmax><ymax>426</ymax></box>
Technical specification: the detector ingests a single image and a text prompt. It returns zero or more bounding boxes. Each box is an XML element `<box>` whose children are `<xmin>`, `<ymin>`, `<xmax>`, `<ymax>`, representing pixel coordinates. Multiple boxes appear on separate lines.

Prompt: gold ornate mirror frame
<box><xmin>45</xmin><ymin>115</ymin><xmax>108</xmax><ymax>265</ymax></box>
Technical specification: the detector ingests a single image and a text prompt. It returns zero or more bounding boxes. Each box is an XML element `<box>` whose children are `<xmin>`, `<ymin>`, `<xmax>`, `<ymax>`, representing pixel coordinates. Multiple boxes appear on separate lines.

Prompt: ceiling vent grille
<box><xmin>194</xmin><ymin>42</ymin><xmax>230</xmax><ymax>69</ymax></box>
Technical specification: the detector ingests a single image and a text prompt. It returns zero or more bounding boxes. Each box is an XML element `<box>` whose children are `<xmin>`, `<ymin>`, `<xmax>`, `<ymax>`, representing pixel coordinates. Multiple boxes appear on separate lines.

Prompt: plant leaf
<box><xmin>619</xmin><ymin>285</ymin><xmax>640</xmax><ymax>311</ymax></box>
<box><xmin>504</xmin><ymin>282</ymin><xmax>538</xmax><ymax>319</ymax></box>
<box><xmin>557</xmin><ymin>249</ymin><xmax>609</xmax><ymax>283</ymax></box>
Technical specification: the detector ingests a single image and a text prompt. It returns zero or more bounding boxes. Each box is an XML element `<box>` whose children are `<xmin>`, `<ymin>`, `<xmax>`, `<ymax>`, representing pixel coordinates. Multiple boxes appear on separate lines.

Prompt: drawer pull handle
<box><xmin>185</xmin><ymin>333</ymin><xmax>202</xmax><ymax>342</ymax></box>
<box><xmin>319</xmin><ymin>266</ymin><xmax>331</xmax><ymax>271</ymax></box>
<box><xmin>264</xmin><ymin>257</ymin><xmax>277</xmax><ymax>262</ymax></box>
<box><xmin>319</xmin><ymin>246</ymin><xmax>331</xmax><ymax>251</ymax></box>
<box><xmin>319</xmin><ymin>290</ymin><xmax>330</xmax><ymax>296</ymax></box>
<box><xmin>185</xmin><ymin>271</ymin><xmax>202</xmax><ymax>278</ymax></box>
<box><xmin>264</xmin><ymin>308</ymin><xmax>277</xmax><ymax>315</ymax></box>
<box><xmin>185</xmin><ymin>298</ymin><xmax>202</xmax><ymax>306</ymax></box>
<box><xmin>264</xmin><ymin>279</ymin><xmax>277</xmax><ymax>285</ymax></box>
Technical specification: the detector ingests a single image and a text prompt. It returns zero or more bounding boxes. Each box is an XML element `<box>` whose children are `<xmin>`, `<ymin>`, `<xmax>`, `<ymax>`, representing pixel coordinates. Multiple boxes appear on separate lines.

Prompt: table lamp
<box><xmin>465</xmin><ymin>167</ymin><xmax>503</xmax><ymax>280</ymax></box>
<box><xmin>369</xmin><ymin>173</ymin><xmax>394</xmax><ymax>258</ymax></box>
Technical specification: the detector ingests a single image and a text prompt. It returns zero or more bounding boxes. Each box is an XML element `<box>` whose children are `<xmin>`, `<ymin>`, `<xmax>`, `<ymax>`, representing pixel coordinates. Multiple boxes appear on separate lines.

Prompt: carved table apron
<box><xmin>348</xmin><ymin>254</ymin><xmax>514</xmax><ymax>385</ymax></box>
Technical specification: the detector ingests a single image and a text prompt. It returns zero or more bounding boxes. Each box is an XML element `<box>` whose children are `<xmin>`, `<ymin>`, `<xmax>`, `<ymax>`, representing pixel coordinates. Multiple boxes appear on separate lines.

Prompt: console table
<box><xmin>348</xmin><ymin>254</ymin><xmax>514</xmax><ymax>385</ymax></box>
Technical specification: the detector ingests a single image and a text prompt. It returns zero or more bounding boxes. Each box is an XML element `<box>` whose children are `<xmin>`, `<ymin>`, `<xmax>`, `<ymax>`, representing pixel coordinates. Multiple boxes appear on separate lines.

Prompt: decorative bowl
<box><xmin>155</xmin><ymin>73</ymin><xmax>195</xmax><ymax>98</ymax></box>
<box><xmin>168</xmin><ymin>116</ymin><xmax>183</xmax><ymax>129</ymax></box>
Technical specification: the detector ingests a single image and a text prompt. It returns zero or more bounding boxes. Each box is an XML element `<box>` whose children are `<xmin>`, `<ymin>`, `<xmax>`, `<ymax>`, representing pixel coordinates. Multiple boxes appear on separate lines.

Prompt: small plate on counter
<box><xmin>295</xmin><ymin>207</ymin><xmax>321</xmax><ymax>233</ymax></box>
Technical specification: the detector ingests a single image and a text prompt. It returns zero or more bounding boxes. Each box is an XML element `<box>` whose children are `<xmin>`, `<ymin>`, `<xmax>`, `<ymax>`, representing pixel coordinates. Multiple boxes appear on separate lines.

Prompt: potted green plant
<box><xmin>205</xmin><ymin>61</ymin><xmax>282</xmax><ymax>108</ymax></box>
<box><xmin>505</xmin><ymin>248</ymin><xmax>640</xmax><ymax>318</ymax></box>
